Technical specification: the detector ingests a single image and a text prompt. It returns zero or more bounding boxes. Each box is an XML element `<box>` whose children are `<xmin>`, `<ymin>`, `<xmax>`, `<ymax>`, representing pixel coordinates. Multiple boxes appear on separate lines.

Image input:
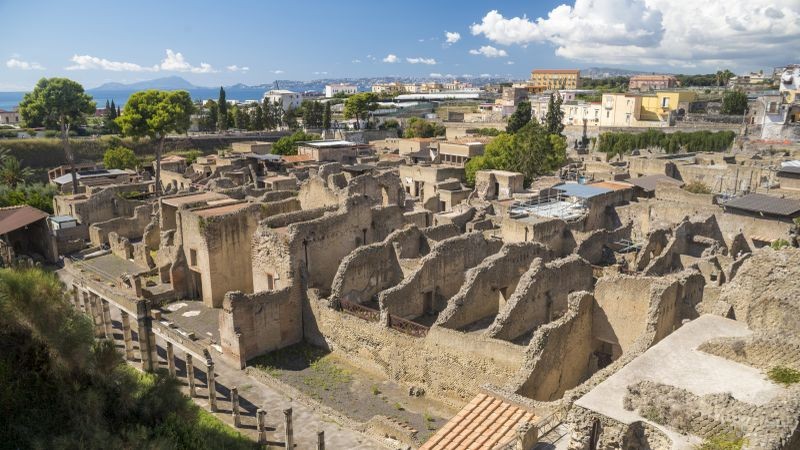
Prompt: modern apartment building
<box><xmin>324</xmin><ymin>83</ymin><xmax>357</xmax><ymax>98</ymax></box>
<box><xmin>629</xmin><ymin>74</ymin><xmax>679</xmax><ymax>91</ymax></box>
<box><xmin>530</xmin><ymin>69</ymin><xmax>582</xmax><ymax>90</ymax></box>
<box><xmin>263</xmin><ymin>89</ymin><xmax>303</xmax><ymax>111</ymax></box>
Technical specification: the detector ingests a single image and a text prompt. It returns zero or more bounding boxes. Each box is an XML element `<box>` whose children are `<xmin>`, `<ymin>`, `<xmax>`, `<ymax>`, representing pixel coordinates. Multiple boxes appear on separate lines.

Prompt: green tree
<box><xmin>201</xmin><ymin>100</ymin><xmax>219</xmax><ymax>132</ymax></box>
<box><xmin>284</xmin><ymin>107</ymin><xmax>299</xmax><ymax>130</ymax></box>
<box><xmin>272</xmin><ymin>130</ymin><xmax>321</xmax><ymax>155</ymax></box>
<box><xmin>263</xmin><ymin>101</ymin><xmax>277</xmax><ymax>130</ymax></box>
<box><xmin>545</xmin><ymin>94</ymin><xmax>565</xmax><ymax>136</ymax></box>
<box><xmin>250</xmin><ymin>104</ymin><xmax>264</xmax><ymax>130</ymax></box>
<box><xmin>103</xmin><ymin>146</ymin><xmax>138</xmax><ymax>170</ymax></box>
<box><xmin>323</xmin><ymin>102</ymin><xmax>332</xmax><ymax>130</ymax></box>
<box><xmin>0</xmin><ymin>149</ymin><xmax>33</xmax><ymax>188</ymax></box>
<box><xmin>403</xmin><ymin>117</ymin><xmax>445</xmax><ymax>138</ymax></box>
<box><xmin>465</xmin><ymin>133</ymin><xmax>514</xmax><ymax>185</ymax></box>
<box><xmin>506</xmin><ymin>100</ymin><xmax>531</xmax><ymax>134</ymax></box>
<box><xmin>343</xmin><ymin>92</ymin><xmax>378</xmax><ymax>129</ymax></box>
<box><xmin>18</xmin><ymin>78</ymin><xmax>96</xmax><ymax>194</ymax></box>
<box><xmin>217</xmin><ymin>87</ymin><xmax>228</xmax><ymax>131</ymax></box>
<box><xmin>115</xmin><ymin>90</ymin><xmax>194</xmax><ymax>196</ymax></box>
<box><xmin>721</xmin><ymin>90</ymin><xmax>748</xmax><ymax>115</ymax></box>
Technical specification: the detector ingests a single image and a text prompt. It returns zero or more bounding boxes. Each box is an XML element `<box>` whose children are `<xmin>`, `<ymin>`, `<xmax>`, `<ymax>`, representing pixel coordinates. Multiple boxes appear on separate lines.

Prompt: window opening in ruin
<box><xmin>493</xmin><ymin>182</ymin><xmax>500</xmax><ymax>198</ymax></box>
<box><xmin>595</xmin><ymin>341</ymin><xmax>614</xmax><ymax>370</ymax></box>
<box><xmin>189</xmin><ymin>248</ymin><xmax>197</xmax><ymax>266</ymax></box>
<box><xmin>423</xmin><ymin>291</ymin><xmax>434</xmax><ymax>315</ymax></box>
<box><xmin>266</xmin><ymin>273</ymin><xmax>274</xmax><ymax>290</ymax></box>
<box><xmin>498</xmin><ymin>286</ymin><xmax>509</xmax><ymax>308</ymax></box>
<box><xmin>589</xmin><ymin>420</ymin><xmax>600</xmax><ymax>450</ymax></box>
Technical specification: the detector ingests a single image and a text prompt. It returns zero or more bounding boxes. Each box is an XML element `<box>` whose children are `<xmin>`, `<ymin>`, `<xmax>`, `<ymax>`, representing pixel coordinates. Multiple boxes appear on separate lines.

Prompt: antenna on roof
<box><xmin>274</xmin><ymin>80</ymin><xmax>280</xmax><ymax>90</ymax></box>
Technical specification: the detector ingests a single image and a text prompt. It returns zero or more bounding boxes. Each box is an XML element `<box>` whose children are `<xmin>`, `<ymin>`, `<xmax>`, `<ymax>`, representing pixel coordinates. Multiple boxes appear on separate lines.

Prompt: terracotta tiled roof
<box><xmin>0</xmin><ymin>205</ymin><xmax>48</xmax><ymax>235</ymax></box>
<box><xmin>419</xmin><ymin>393</ymin><xmax>536</xmax><ymax>450</ymax></box>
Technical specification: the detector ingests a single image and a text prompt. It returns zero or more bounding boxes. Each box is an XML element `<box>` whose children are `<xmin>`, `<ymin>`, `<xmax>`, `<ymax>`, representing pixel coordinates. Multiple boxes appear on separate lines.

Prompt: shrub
<box><xmin>0</xmin><ymin>183</ymin><xmax>57</xmax><ymax>213</ymax></box>
<box><xmin>684</xmin><ymin>181</ymin><xmax>712</xmax><ymax>194</ymax></box>
<box><xmin>272</xmin><ymin>131</ymin><xmax>321</xmax><ymax>156</ymax></box>
<box><xmin>770</xmin><ymin>239</ymin><xmax>790</xmax><ymax>250</ymax></box>
<box><xmin>103</xmin><ymin>146</ymin><xmax>138</xmax><ymax>170</ymax></box>
<box><xmin>694</xmin><ymin>433</ymin><xmax>747</xmax><ymax>450</ymax></box>
<box><xmin>597</xmin><ymin>129</ymin><xmax>735</xmax><ymax>157</ymax></box>
<box><xmin>768</xmin><ymin>366</ymin><xmax>800</xmax><ymax>386</ymax></box>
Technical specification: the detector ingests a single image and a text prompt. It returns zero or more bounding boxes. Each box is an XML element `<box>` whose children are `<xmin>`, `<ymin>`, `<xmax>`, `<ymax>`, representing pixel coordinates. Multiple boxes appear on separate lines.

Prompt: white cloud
<box><xmin>418</xmin><ymin>38</ymin><xmax>426</xmax><ymax>43</ymax></box>
<box><xmin>469</xmin><ymin>45</ymin><xmax>509</xmax><ymax>58</ymax></box>
<box><xmin>445</xmin><ymin>31</ymin><xmax>461</xmax><ymax>44</ymax></box>
<box><xmin>470</xmin><ymin>1</ymin><xmax>800</xmax><ymax>67</ymax></box>
<box><xmin>352</xmin><ymin>59</ymin><xmax>362</xmax><ymax>63</ymax></box>
<box><xmin>66</xmin><ymin>49</ymin><xmax>221</xmax><ymax>73</ymax></box>
<box><xmin>270</xmin><ymin>70</ymin><xmax>285</xmax><ymax>74</ymax></box>
<box><xmin>6</xmin><ymin>58</ymin><xmax>44</xmax><ymax>70</ymax></box>
<box><xmin>480</xmin><ymin>73</ymin><xmax>491</xmax><ymax>78</ymax></box>
<box><xmin>314</xmin><ymin>71</ymin><xmax>328</xmax><ymax>75</ymax></box>
<box><xmin>406</xmin><ymin>57</ymin><xmax>437</xmax><ymax>65</ymax></box>
<box><xmin>67</xmin><ymin>55</ymin><xmax>158</xmax><ymax>71</ymax></box>
<box><xmin>383</xmin><ymin>54</ymin><xmax>399</xmax><ymax>63</ymax></box>
<box><xmin>227</xmin><ymin>65</ymin><xmax>249</xmax><ymax>73</ymax></box>
<box><xmin>462</xmin><ymin>74</ymin><xmax>474</xmax><ymax>77</ymax></box>
<box><xmin>159</xmin><ymin>49</ymin><xmax>216</xmax><ymax>73</ymax></box>
<box><xmin>507</xmin><ymin>61</ymin><xmax>515</xmax><ymax>65</ymax></box>
<box><xmin>429</xmin><ymin>73</ymin><xmax>443</xmax><ymax>77</ymax></box>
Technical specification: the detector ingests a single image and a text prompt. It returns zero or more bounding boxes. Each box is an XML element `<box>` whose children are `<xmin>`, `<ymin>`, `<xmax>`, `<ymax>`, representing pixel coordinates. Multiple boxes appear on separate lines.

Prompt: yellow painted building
<box><xmin>530</xmin><ymin>69</ymin><xmax>582</xmax><ymax>90</ymax></box>
<box><xmin>599</xmin><ymin>91</ymin><xmax>697</xmax><ymax>128</ymax></box>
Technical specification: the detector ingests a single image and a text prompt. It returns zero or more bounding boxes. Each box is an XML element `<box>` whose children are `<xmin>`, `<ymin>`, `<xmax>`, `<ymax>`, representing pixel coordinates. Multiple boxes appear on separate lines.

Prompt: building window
<box><xmin>661</xmin><ymin>97</ymin><xmax>670</xmax><ymax>108</ymax></box>
<box><xmin>189</xmin><ymin>249</ymin><xmax>197</xmax><ymax>266</ymax></box>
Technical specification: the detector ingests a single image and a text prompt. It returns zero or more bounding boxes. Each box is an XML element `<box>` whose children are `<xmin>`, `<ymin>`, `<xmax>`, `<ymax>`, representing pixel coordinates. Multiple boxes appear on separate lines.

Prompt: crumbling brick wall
<box><xmin>487</xmin><ymin>255</ymin><xmax>592</xmax><ymax>342</ymax></box>
<box><xmin>379</xmin><ymin>232</ymin><xmax>502</xmax><ymax>320</ymax></box>
<box><xmin>89</xmin><ymin>204</ymin><xmax>154</xmax><ymax>246</ymax></box>
<box><xmin>435</xmin><ymin>242</ymin><xmax>551</xmax><ymax>331</ymax></box>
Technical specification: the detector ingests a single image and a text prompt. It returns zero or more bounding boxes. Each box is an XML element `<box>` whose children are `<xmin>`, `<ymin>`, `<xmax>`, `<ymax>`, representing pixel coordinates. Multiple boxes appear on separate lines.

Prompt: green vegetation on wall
<box><xmin>0</xmin><ymin>267</ymin><xmax>257</xmax><ymax>450</ymax></box>
<box><xmin>597</xmin><ymin>129</ymin><xmax>736</xmax><ymax>160</ymax></box>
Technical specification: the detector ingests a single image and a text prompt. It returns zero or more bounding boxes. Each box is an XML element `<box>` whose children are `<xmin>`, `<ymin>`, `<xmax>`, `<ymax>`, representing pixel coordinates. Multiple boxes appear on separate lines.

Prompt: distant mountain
<box><xmin>582</xmin><ymin>67</ymin><xmax>651</xmax><ymax>79</ymax></box>
<box><xmin>92</xmin><ymin>76</ymin><xmax>199</xmax><ymax>91</ymax></box>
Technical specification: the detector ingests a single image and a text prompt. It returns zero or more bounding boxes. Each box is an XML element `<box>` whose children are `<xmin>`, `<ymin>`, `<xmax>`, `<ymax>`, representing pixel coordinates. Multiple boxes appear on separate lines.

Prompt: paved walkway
<box><xmin>58</xmin><ymin>269</ymin><xmax>387</xmax><ymax>450</ymax></box>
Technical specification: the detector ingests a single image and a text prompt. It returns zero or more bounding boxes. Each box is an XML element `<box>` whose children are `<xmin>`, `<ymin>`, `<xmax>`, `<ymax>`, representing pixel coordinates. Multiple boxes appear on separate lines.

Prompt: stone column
<box><xmin>85</xmin><ymin>293</ymin><xmax>101</xmax><ymax>337</ymax></box>
<box><xmin>317</xmin><ymin>430</ymin><xmax>325</xmax><ymax>450</ymax></box>
<box><xmin>137</xmin><ymin>316</ymin><xmax>157</xmax><ymax>372</ymax></box>
<box><xmin>120</xmin><ymin>311</ymin><xmax>134</xmax><ymax>360</ymax></box>
<box><xmin>101</xmin><ymin>299</ymin><xmax>113</xmax><ymax>339</ymax></box>
<box><xmin>166</xmin><ymin>342</ymin><xmax>176</xmax><ymax>377</ymax></box>
<box><xmin>71</xmin><ymin>286</ymin><xmax>79</xmax><ymax>309</ymax></box>
<box><xmin>257</xmin><ymin>409</ymin><xmax>267</xmax><ymax>444</ymax></box>
<box><xmin>231</xmin><ymin>386</ymin><xmax>241</xmax><ymax>427</ymax></box>
<box><xmin>186</xmin><ymin>353</ymin><xmax>196</xmax><ymax>397</ymax></box>
<box><xmin>206</xmin><ymin>360</ymin><xmax>217</xmax><ymax>412</ymax></box>
<box><xmin>93</xmin><ymin>295</ymin><xmax>107</xmax><ymax>338</ymax></box>
<box><xmin>133</xmin><ymin>301</ymin><xmax>157</xmax><ymax>372</ymax></box>
<box><xmin>284</xmin><ymin>408</ymin><xmax>294</xmax><ymax>449</ymax></box>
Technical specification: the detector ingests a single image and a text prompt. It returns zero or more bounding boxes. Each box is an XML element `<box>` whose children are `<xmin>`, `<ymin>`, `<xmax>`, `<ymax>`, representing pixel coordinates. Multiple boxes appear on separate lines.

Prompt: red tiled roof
<box><xmin>0</xmin><ymin>205</ymin><xmax>48</xmax><ymax>235</ymax></box>
<box><xmin>419</xmin><ymin>393</ymin><xmax>537</xmax><ymax>450</ymax></box>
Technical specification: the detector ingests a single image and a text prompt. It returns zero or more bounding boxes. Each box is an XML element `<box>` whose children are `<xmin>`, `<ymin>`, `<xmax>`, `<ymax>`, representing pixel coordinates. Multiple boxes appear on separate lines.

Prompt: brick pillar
<box><xmin>120</xmin><ymin>311</ymin><xmax>134</xmax><ymax>360</ymax></box>
<box><xmin>186</xmin><ymin>353</ymin><xmax>196</xmax><ymax>397</ymax></box>
<box><xmin>284</xmin><ymin>408</ymin><xmax>293</xmax><ymax>449</ymax></box>
<box><xmin>257</xmin><ymin>409</ymin><xmax>267</xmax><ymax>444</ymax></box>
<box><xmin>101</xmin><ymin>299</ymin><xmax>113</xmax><ymax>339</ymax></box>
<box><xmin>231</xmin><ymin>386</ymin><xmax>241</xmax><ymax>427</ymax></box>
<box><xmin>317</xmin><ymin>430</ymin><xmax>325</xmax><ymax>450</ymax></box>
<box><xmin>206</xmin><ymin>360</ymin><xmax>217</xmax><ymax>412</ymax></box>
<box><xmin>137</xmin><ymin>316</ymin><xmax>156</xmax><ymax>372</ymax></box>
<box><xmin>166</xmin><ymin>341</ymin><xmax>176</xmax><ymax>377</ymax></box>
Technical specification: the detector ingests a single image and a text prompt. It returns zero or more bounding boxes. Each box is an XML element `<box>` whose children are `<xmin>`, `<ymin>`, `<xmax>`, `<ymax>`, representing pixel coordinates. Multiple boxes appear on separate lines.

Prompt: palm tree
<box><xmin>0</xmin><ymin>149</ymin><xmax>33</xmax><ymax>188</ymax></box>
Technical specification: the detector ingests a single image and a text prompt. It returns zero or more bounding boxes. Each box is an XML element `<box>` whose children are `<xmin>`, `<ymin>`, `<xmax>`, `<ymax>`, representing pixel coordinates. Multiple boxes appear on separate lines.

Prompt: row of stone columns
<box><xmin>70</xmin><ymin>284</ymin><xmax>327</xmax><ymax>449</ymax></box>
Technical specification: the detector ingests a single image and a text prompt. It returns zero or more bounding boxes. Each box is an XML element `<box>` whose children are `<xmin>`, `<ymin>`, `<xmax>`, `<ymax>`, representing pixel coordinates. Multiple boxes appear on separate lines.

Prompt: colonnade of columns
<box><xmin>69</xmin><ymin>283</ymin><xmax>328</xmax><ymax>449</ymax></box>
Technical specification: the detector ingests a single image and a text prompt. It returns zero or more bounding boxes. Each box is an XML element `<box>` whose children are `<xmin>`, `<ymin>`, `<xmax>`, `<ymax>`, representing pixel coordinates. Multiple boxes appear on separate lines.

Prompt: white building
<box><xmin>263</xmin><ymin>89</ymin><xmax>303</xmax><ymax>111</ymax></box>
<box><xmin>325</xmin><ymin>83</ymin><xmax>357</xmax><ymax>98</ymax></box>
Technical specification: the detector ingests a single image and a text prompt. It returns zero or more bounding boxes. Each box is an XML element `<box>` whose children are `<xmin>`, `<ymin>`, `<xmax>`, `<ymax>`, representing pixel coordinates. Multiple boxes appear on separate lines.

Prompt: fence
<box><xmin>340</xmin><ymin>299</ymin><xmax>380</xmax><ymax>322</ymax></box>
<box><xmin>387</xmin><ymin>314</ymin><xmax>429</xmax><ymax>338</ymax></box>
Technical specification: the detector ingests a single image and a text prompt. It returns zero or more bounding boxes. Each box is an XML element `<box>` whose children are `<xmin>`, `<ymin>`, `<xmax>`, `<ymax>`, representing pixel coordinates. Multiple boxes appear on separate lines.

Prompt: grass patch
<box><xmin>640</xmin><ymin>406</ymin><xmax>665</xmax><ymax>424</ymax></box>
<box><xmin>302</xmin><ymin>358</ymin><xmax>352</xmax><ymax>391</ymax></box>
<box><xmin>371</xmin><ymin>384</ymin><xmax>381</xmax><ymax>395</ymax></box>
<box><xmin>424</xmin><ymin>412</ymin><xmax>437</xmax><ymax>430</ymax></box>
<box><xmin>694</xmin><ymin>433</ymin><xmax>746</xmax><ymax>450</ymax></box>
<box><xmin>768</xmin><ymin>366</ymin><xmax>800</xmax><ymax>386</ymax></box>
<box><xmin>393</xmin><ymin>402</ymin><xmax>405</xmax><ymax>411</ymax></box>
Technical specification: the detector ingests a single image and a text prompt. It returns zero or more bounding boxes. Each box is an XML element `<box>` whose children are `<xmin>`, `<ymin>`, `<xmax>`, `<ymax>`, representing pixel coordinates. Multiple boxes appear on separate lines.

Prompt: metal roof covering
<box><xmin>301</xmin><ymin>140</ymin><xmax>359</xmax><ymax>148</ymax></box>
<box><xmin>627</xmin><ymin>174</ymin><xmax>684</xmax><ymax>192</ymax></box>
<box><xmin>778</xmin><ymin>166</ymin><xmax>800</xmax><ymax>176</ymax></box>
<box><xmin>52</xmin><ymin>168</ymin><xmax>132</xmax><ymax>185</ymax></box>
<box><xmin>723</xmin><ymin>193</ymin><xmax>800</xmax><ymax>217</ymax></box>
<box><xmin>553</xmin><ymin>182</ymin><xmax>612</xmax><ymax>198</ymax></box>
<box><xmin>50</xmin><ymin>215</ymin><xmax>77</xmax><ymax>223</ymax></box>
<box><xmin>0</xmin><ymin>205</ymin><xmax>48</xmax><ymax>235</ymax></box>
<box><xmin>245</xmin><ymin>153</ymin><xmax>282</xmax><ymax>161</ymax></box>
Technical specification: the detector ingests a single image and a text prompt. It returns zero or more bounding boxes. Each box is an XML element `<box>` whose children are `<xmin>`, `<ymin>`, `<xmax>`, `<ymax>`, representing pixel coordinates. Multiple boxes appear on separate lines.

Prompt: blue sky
<box><xmin>1</xmin><ymin>0</ymin><xmax>798</xmax><ymax>90</ymax></box>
